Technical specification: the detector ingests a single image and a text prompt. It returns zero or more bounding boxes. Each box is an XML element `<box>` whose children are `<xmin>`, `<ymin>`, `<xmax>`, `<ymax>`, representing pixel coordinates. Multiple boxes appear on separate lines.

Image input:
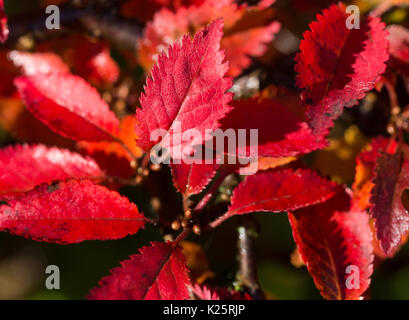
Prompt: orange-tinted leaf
<box><xmin>0</xmin><ymin>97</ymin><xmax>75</xmax><ymax>148</ymax></box>
<box><xmin>353</xmin><ymin>137</ymin><xmax>397</xmax><ymax>210</ymax></box>
<box><xmin>78</xmin><ymin>116</ymin><xmax>142</xmax><ymax>178</ymax></box>
<box><xmin>180</xmin><ymin>241</ymin><xmax>214</xmax><ymax>283</ymax></box>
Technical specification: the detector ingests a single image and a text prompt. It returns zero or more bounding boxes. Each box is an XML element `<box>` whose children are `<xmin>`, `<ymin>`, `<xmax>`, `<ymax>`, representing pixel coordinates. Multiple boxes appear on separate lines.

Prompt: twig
<box><xmin>237</xmin><ymin>216</ymin><xmax>265</xmax><ymax>300</ymax></box>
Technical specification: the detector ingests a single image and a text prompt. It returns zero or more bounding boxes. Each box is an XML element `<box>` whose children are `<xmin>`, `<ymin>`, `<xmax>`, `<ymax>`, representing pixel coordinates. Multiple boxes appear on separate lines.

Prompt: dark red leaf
<box><xmin>289</xmin><ymin>191</ymin><xmax>374</xmax><ymax>300</ymax></box>
<box><xmin>219</xmin><ymin>98</ymin><xmax>326</xmax><ymax>158</ymax></box>
<box><xmin>0</xmin><ymin>144</ymin><xmax>104</xmax><ymax>197</ymax></box>
<box><xmin>369</xmin><ymin>148</ymin><xmax>409</xmax><ymax>256</ymax></box>
<box><xmin>295</xmin><ymin>3</ymin><xmax>389</xmax><ymax>137</ymax></box>
<box><xmin>0</xmin><ymin>179</ymin><xmax>145</xmax><ymax>243</ymax></box>
<box><xmin>135</xmin><ymin>19</ymin><xmax>232</xmax><ymax>160</ymax></box>
<box><xmin>88</xmin><ymin>241</ymin><xmax>191</xmax><ymax>300</ymax></box>
<box><xmin>211</xmin><ymin>168</ymin><xmax>338</xmax><ymax>227</ymax></box>
<box><xmin>14</xmin><ymin>73</ymin><xmax>120</xmax><ymax>142</ymax></box>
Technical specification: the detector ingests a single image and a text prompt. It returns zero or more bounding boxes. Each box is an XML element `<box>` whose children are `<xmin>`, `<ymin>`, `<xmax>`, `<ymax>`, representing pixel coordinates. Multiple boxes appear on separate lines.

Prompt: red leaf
<box><xmin>222</xmin><ymin>21</ymin><xmax>280</xmax><ymax>77</ymax></box>
<box><xmin>352</xmin><ymin>136</ymin><xmax>397</xmax><ymax>210</ymax></box>
<box><xmin>70</xmin><ymin>41</ymin><xmax>119</xmax><ymax>86</ymax></box>
<box><xmin>0</xmin><ymin>98</ymin><xmax>76</xmax><ymax>149</ymax></box>
<box><xmin>170</xmin><ymin>161</ymin><xmax>219</xmax><ymax>196</ymax></box>
<box><xmin>9</xmin><ymin>51</ymin><xmax>70</xmax><ymax>76</ymax></box>
<box><xmin>0</xmin><ymin>0</ymin><xmax>8</xmax><ymax>44</ymax></box>
<box><xmin>137</xmin><ymin>1</ymin><xmax>279</xmax><ymax>77</ymax></box>
<box><xmin>190</xmin><ymin>283</ymin><xmax>251</xmax><ymax>300</ymax></box>
<box><xmin>88</xmin><ymin>241</ymin><xmax>191</xmax><ymax>300</ymax></box>
<box><xmin>369</xmin><ymin>148</ymin><xmax>409</xmax><ymax>256</ymax></box>
<box><xmin>135</xmin><ymin>19</ymin><xmax>232</xmax><ymax>159</ymax></box>
<box><xmin>387</xmin><ymin>25</ymin><xmax>409</xmax><ymax>80</ymax></box>
<box><xmin>0</xmin><ymin>144</ymin><xmax>104</xmax><ymax>197</ymax></box>
<box><xmin>289</xmin><ymin>191</ymin><xmax>374</xmax><ymax>300</ymax></box>
<box><xmin>256</xmin><ymin>0</ymin><xmax>275</xmax><ymax>9</ymax></box>
<box><xmin>0</xmin><ymin>179</ymin><xmax>145</xmax><ymax>244</ymax></box>
<box><xmin>14</xmin><ymin>73</ymin><xmax>120</xmax><ymax>142</ymax></box>
<box><xmin>36</xmin><ymin>35</ymin><xmax>119</xmax><ymax>86</ymax></box>
<box><xmin>295</xmin><ymin>3</ymin><xmax>389</xmax><ymax>137</ymax></box>
<box><xmin>219</xmin><ymin>98</ymin><xmax>326</xmax><ymax>158</ymax></box>
<box><xmin>191</xmin><ymin>284</ymin><xmax>220</xmax><ymax>300</ymax></box>
<box><xmin>77</xmin><ymin>116</ymin><xmax>143</xmax><ymax>179</ymax></box>
<box><xmin>211</xmin><ymin>168</ymin><xmax>338</xmax><ymax>227</ymax></box>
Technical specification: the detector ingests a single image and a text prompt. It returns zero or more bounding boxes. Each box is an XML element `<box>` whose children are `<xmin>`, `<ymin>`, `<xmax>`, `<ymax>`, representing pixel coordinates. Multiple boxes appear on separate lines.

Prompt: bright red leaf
<box><xmin>9</xmin><ymin>51</ymin><xmax>70</xmax><ymax>76</ymax></box>
<box><xmin>0</xmin><ymin>144</ymin><xmax>104</xmax><ymax>197</ymax></box>
<box><xmin>135</xmin><ymin>19</ymin><xmax>232</xmax><ymax>160</ymax></box>
<box><xmin>88</xmin><ymin>241</ymin><xmax>191</xmax><ymax>300</ymax></box>
<box><xmin>289</xmin><ymin>191</ymin><xmax>374</xmax><ymax>300</ymax></box>
<box><xmin>170</xmin><ymin>160</ymin><xmax>219</xmax><ymax>196</ymax></box>
<box><xmin>14</xmin><ymin>73</ymin><xmax>120</xmax><ymax>142</ymax></box>
<box><xmin>295</xmin><ymin>3</ymin><xmax>389</xmax><ymax>137</ymax></box>
<box><xmin>211</xmin><ymin>167</ymin><xmax>338</xmax><ymax>227</ymax></box>
<box><xmin>0</xmin><ymin>179</ymin><xmax>145</xmax><ymax>244</ymax></box>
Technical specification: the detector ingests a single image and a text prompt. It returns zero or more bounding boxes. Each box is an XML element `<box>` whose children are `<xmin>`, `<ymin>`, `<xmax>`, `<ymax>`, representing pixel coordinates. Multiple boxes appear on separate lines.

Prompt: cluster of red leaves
<box><xmin>0</xmin><ymin>0</ymin><xmax>407</xmax><ymax>300</ymax></box>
